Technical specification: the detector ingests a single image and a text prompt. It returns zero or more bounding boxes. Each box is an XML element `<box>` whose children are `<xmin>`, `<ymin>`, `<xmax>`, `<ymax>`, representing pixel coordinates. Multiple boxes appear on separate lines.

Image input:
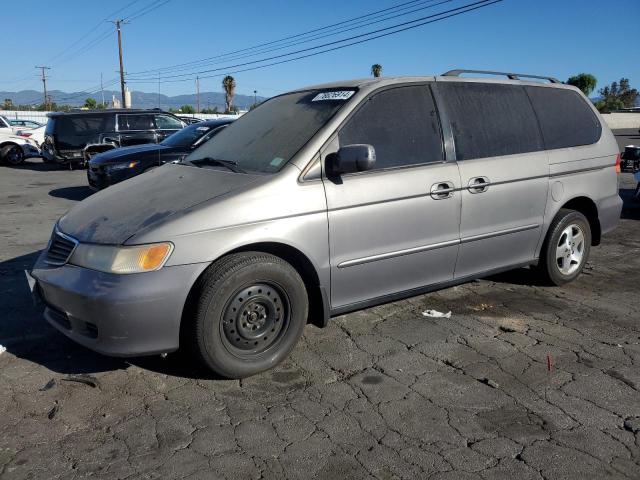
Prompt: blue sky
<box><xmin>2</xmin><ymin>0</ymin><xmax>638</xmax><ymax>98</ymax></box>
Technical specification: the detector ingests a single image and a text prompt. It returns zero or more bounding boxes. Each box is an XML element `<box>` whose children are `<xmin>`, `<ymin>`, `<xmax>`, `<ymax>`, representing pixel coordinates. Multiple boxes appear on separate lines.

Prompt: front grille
<box><xmin>45</xmin><ymin>229</ymin><xmax>78</xmax><ymax>266</ymax></box>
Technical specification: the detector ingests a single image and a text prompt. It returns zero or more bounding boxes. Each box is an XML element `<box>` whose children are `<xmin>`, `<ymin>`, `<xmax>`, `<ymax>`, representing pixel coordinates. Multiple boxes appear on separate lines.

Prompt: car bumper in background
<box><xmin>31</xmin><ymin>250</ymin><xmax>209</xmax><ymax>357</ymax></box>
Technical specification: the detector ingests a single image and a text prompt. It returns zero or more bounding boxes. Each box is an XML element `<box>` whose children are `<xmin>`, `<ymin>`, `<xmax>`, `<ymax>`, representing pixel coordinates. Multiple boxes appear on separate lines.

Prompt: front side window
<box><xmin>339</xmin><ymin>85</ymin><xmax>444</xmax><ymax>169</ymax></box>
<box><xmin>438</xmin><ymin>82</ymin><xmax>543</xmax><ymax>161</ymax></box>
<box><xmin>155</xmin><ymin>114</ymin><xmax>184</xmax><ymax>130</ymax></box>
<box><xmin>526</xmin><ymin>86</ymin><xmax>601</xmax><ymax>149</ymax></box>
<box><xmin>184</xmin><ymin>89</ymin><xmax>355</xmax><ymax>173</ymax></box>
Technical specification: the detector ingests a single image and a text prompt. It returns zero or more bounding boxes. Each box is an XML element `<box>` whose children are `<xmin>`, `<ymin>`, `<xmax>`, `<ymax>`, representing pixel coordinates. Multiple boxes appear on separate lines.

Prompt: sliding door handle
<box><xmin>467</xmin><ymin>176</ymin><xmax>491</xmax><ymax>194</ymax></box>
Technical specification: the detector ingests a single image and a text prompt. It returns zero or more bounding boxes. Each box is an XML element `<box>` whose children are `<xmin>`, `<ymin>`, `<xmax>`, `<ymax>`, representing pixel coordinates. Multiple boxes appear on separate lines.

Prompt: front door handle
<box><xmin>430</xmin><ymin>181</ymin><xmax>455</xmax><ymax>200</ymax></box>
<box><xmin>467</xmin><ymin>176</ymin><xmax>491</xmax><ymax>194</ymax></box>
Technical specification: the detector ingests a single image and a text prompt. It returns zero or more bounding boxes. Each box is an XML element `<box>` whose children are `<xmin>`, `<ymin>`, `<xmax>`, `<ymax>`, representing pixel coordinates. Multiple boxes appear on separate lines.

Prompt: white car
<box><xmin>0</xmin><ymin>115</ymin><xmax>13</xmax><ymax>134</ymax></box>
<box><xmin>0</xmin><ymin>132</ymin><xmax>40</xmax><ymax>165</ymax></box>
<box><xmin>17</xmin><ymin>125</ymin><xmax>45</xmax><ymax>146</ymax></box>
<box><xmin>9</xmin><ymin>119</ymin><xmax>44</xmax><ymax>133</ymax></box>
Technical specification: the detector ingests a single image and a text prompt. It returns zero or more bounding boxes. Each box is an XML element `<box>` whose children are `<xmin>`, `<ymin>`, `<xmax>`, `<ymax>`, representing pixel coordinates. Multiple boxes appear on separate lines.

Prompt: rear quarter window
<box><xmin>438</xmin><ymin>82</ymin><xmax>543</xmax><ymax>161</ymax></box>
<box><xmin>525</xmin><ymin>86</ymin><xmax>602</xmax><ymax>149</ymax></box>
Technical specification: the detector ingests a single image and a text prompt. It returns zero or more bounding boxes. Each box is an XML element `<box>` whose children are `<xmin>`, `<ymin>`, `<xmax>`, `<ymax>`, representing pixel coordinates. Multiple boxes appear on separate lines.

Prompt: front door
<box><xmin>322</xmin><ymin>84</ymin><xmax>462</xmax><ymax>310</ymax></box>
<box><xmin>435</xmin><ymin>80</ymin><xmax>549</xmax><ymax>278</ymax></box>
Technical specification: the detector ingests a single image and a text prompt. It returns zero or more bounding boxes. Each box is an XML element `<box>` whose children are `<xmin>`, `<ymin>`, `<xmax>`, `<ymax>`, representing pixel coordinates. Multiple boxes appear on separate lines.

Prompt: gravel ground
<box><xmin>0</xmin><ymin>155</ymin><xmax>639</xmax><ymax>480</ymax></box>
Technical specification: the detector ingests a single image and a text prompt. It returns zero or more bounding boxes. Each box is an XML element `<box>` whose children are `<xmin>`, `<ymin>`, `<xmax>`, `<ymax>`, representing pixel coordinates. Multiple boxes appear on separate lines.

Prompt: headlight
<box><xmin>69</xmin><ymin>242</ymin><xmax>173</xmax><ymax>274</ymax></box>
<box><xmin>106</xmin><ymin>161</ymin><xmax>139</xmax><ymax>171</ymax></box>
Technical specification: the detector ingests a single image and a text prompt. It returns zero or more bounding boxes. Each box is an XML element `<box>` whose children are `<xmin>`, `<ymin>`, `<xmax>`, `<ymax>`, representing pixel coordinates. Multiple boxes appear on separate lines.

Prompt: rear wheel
<box><xmin>187</xmin><ymin>252</ymin><xmax>308</xmax><ymax>378</ymax></box>
<box><xmin>1</xmin><ymin>144</ymin><xmax>25</xmax><ymax>165</ymax></box>
<box><xmin>538</xmin><ymin>209</ymin><xmax>591</xmax><ymax>285</ymax></box>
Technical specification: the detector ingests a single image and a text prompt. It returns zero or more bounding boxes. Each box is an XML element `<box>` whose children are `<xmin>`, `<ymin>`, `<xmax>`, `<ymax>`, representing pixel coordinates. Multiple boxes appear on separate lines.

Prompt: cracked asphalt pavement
<box><xmin>1</xmin><ymin>144</ymin><xmax>639</xmax><ymax>479</ymax></box>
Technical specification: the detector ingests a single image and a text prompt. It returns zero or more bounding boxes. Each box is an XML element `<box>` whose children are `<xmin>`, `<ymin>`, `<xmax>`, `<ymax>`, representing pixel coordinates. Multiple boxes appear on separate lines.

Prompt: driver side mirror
<box><xmin>326</xmin><ymin>144</ymin><xmax>376</xmax><ymax>176</ymax></box>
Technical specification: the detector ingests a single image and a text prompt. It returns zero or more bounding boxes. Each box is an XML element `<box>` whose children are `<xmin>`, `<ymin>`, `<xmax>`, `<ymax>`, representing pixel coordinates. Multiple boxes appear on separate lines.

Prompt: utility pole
<box><xmin>110</xmin><ymin>19</ymin><xmax>129</xmax><ymax>108</ymax></box>
<box><xmin>196</xmin><ymin>76</ymin><xmax>200</xmax><ymax>113</ymax></box>
<box><xmin>35</xmin><ymin>66</ymin><xmax>51</xmax><ymax>110</ymax></box>
<box><xmin>254</xmin><ymin>90</ymin><xmax>257</xmax><ymax>106</ymax></box>
<box><xmin>100</xmin><ymin>72</ymin><xmax>105</xmax><ymax>107</ymax></box>
<box><xmin>157</xmin><ymin>72</ymin><xmax>161</xmax><ymax>109</ymax></box>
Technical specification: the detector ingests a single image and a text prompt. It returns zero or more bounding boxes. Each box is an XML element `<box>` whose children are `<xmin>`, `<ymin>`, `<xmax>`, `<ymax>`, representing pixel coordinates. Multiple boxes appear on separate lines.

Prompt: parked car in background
<box><xmin>0</xmin><ymin>132</ymin><xmax>41</xmax><ymax>165</ymax></box>
<box><xmin>178</xmin><ymin>116</ymin><xmax>203</xmax><ymax>124</ymax></box>
<box><xmin>17</xmin><ymin>125</ymin><xmax>46</xmax><ymax>146</ymax></box>
<box><xmin>31</xmin><ymin>71</ymin><xmax>621</xmax><ymax>378</ymax></box>
<box><xmin>0</xmin><ymin>115</ymin><xmax>13</xmax><ymax>134</ymax></box>
<box><xmin>9</xmin><ymin>119</ymin><xmax>44</xmax><ymax>132</ymax></box>
<box><xmin>620</xmin><ymin>145</ymin><xmax>640</xmax><ymax>172</ymax></box>
<box><xmin>87</xmin><ymin>118</ymin><xmax>234</xmax><ymax>189</ymax></box>
<box><xmin>41</xmin><ymin>109</ymin><xmax>186</xmax><ymax>166</ymax></box>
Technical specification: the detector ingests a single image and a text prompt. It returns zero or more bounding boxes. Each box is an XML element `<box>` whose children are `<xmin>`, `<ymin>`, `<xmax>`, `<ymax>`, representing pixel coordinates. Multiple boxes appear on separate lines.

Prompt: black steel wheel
<box><xmin>221</xmin><ymin>283</ymin><xmax>289</xmax><ymax>354</ymax></box>
<box><xmin>186</xmin><ymin>252</ymin><xmax>308</xmax><ymax>378</ymax></box>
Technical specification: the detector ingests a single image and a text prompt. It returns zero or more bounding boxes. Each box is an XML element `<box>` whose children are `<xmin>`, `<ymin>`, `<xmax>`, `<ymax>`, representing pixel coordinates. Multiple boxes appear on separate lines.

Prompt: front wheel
<box><xmin>187</xmin><ymin>252</ymin><xmax>308</xmax><ymax>378</ymax></box>
<box><xmin>538</xmin><ymin>209</ymin><xmax>591</xmax><ymax>286</ymax></box>
<box><xmin>1</xmin><ymin>144</ymin><xmax>25</xmax><ymax>165</ymax></box>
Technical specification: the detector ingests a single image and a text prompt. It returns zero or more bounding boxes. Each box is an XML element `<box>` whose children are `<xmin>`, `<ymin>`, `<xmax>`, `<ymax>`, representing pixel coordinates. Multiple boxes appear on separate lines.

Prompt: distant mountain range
<box><xmin>0</xmin><ymin>89</ymin><xmax>266</xmax><ymax>110</ymax></box>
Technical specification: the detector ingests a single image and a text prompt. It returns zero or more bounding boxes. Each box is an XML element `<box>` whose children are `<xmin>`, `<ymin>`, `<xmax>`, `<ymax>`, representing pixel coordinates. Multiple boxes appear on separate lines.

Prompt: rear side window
<box><xmin>525</xmin><ymin>87</ymin><xmax>601</xmax><ymax>149</ymax></box>
<box><xmin>118</xmin><ymin>114</ymin><xmax>154</xmax><ymax>131</ymax></box>
<box><xmin>52</xmin><ymin>115</ymin><xmax>109</xmax><ymax>136</ymax></box>
<box><xmin>438</xmin><ymin>82</ymin><xmax>543</xmax><ymax>160</ymax></box>
<box><xmin>339</xmin><ymin>85</ymin><xmax>443</xmax><ymax>169</ymax></box>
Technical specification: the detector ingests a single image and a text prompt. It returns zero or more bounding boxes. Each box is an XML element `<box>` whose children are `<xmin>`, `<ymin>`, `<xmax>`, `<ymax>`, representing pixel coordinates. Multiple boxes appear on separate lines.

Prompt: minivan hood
<box><xmin>58</xmin><ymin>164</ymin><xmax>261</xmax><ymax>244</ymax></box>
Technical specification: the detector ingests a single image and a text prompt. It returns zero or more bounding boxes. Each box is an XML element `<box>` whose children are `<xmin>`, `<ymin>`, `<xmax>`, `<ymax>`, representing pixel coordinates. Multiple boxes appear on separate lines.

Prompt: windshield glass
<box><xmin>162</xmin><ymin>122</ymin><xmax>227</xmax><ymax>147</ymax></box>
<box><xmin>183</xmin><ymin>88</ymin><xmax>356</xmax><ymax>173</ymax></box>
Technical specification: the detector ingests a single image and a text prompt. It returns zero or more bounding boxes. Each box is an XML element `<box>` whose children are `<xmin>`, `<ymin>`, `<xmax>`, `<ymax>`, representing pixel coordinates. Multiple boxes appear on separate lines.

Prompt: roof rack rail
<box><xmin>442</xmin><ymin>69</ymin><xmax>561</xmax><ymax>84</ymax></box>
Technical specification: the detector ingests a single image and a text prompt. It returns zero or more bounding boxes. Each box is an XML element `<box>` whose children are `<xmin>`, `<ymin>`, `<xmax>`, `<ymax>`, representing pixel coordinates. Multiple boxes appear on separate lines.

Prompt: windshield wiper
<box><xmin>182</xmin><ymin>156</ymin><xmax>246</xmax><ymax>173</ymax></box>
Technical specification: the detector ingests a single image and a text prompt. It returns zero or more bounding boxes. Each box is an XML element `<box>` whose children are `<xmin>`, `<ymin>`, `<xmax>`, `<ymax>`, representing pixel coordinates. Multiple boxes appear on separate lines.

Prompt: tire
<box><xmin>186</xmin><ymin>252</ymin><xmax>308</xmax><ymax>378</ymax></box>
<box><xmin>538</xmin><ymin>209</ymin><xmax>591</xmax><ymax>286</ymax></box>
<box><xmin>1</xmin><ymin>144</ymin><xmax>25</xmax><ymax>165</ymax></box>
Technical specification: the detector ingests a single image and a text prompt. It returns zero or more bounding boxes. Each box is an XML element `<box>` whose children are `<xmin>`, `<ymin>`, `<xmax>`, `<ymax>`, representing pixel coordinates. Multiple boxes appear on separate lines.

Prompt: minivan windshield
<box><xmin>182</xmin><ymin>88</ymin><xmax>356</xmax><ymax>173</ymax></box>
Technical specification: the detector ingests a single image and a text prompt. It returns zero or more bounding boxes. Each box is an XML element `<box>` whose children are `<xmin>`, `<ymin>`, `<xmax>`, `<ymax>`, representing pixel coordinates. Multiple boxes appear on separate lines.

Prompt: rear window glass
<box><xmin>438</xmin><ymin>82</ymin><xmax>543</xmax><ymax>160</ymax></box>
<box><xmin>51</xmin><ymin>115</ymin><xmax>109</xmax><ymax>136</ymax></box>
<box><xmin>339</xmin><ymin>85</ymin><xmax>444</xmax><ymax>169</ymax></box>
<box><xmin>526</xmin><ymin>86</ymin><xmax>601</xmax><ymax>149</ymax></box>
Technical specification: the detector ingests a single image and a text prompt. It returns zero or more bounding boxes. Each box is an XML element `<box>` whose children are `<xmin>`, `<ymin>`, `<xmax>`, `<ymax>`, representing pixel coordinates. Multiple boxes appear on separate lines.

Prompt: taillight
<box><xmin>615</xmin><ymin>153</ymin><xmax>621</xmax><ymax>173</ymax></box>
<box><xmin>18</xmin><ymin>132</ymin><xmax>32</xmax><ymax>138</ymax></box>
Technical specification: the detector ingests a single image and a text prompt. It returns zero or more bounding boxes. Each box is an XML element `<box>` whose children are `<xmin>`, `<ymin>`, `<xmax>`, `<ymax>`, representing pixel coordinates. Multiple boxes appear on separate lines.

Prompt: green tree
<box><xmin>84</xmin><ymin>97</ymin><xmax>97</xmax><ymax>109</ymax></box>
<box><xmin>222</xmin><ymin>75</ymin><xmax>236</xmax><ymax>113</ymax></box>
<box><xmin>566</xmin><ymin>73</ymin><xmax>597</xmax><ymax>97</ymax></box>
<box><xmin>2</xmin><ymin>98</ymin><xmax>13</xmax><ymax>110</ymax></box>
<box><xmin>595</xmin><ymin>78</ymin><xmax>639</xmax><ymax>112</ymax></box>
<box><xmin>180</xmin><ymin>104</ymin><xmax>195</xmax><ymax>114</ymax></box>
<box><xmin>371</xmin><ymin>64</ymin><xmax>383</xmax><ymax>78</ymax></box>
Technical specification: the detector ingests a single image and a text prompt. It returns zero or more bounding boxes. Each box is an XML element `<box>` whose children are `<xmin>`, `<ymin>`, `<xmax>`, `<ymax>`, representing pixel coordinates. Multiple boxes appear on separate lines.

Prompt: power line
<box><xmin>127</xmin><ymin>0</ymin><xmax>451</xmax><ymax>78</ymax></box>
<box><xmin>124</xmin><ymin>0</ymin><xmax>172</xmax><ymax>21</ymax></box>
<box><xmin>126</xmin><ymin>0</ymin><xmax>433</xmax><ymax>77</ymax></box>
<box><xmin>129</xmin><ymin>0</ymin><xmax>501</xmax><ymax>84</ymax></box>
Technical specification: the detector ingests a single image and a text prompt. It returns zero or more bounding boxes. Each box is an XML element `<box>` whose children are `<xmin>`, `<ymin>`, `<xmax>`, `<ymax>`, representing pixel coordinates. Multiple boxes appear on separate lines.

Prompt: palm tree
<box><xmin>222</xmin><ymin>75</ymin><xmax>236</xmax><ymax>113</ymax></box>
<box><xmin>371</xmin><ymin>64</ymin><xmax>383</xmax><ymax>78</ymax></box>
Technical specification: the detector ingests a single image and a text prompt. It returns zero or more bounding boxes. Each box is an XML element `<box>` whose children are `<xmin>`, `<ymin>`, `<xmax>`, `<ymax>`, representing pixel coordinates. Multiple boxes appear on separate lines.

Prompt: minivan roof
<box><xmin>295</xmin><ymin>71</ymin><xmax>570</xmax><ymax>93</ymax></box>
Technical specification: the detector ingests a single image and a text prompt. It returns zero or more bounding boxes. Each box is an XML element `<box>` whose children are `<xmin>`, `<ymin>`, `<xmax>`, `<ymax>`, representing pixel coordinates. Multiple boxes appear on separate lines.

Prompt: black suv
<box><xmin>42</xmin><ymin>109</ymin><xmax>185</xmax><ymax>165</ymax></box>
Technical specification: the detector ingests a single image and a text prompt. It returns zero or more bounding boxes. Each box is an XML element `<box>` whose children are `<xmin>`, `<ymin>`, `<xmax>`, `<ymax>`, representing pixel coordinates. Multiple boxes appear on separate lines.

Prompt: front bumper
<box><xmin>31</xmin><ymin>250</ymin><xmax>209</xmax><ymax>357</ymax></box>
<box><xmin>87</xmin><ymin>164</ymin><xmax>142</xmax><ymax>190</ymax></box>
<box><xmin>21</xmin><ymin>143</ymin><xmax>41</xmax><ymax>158</ymax></box>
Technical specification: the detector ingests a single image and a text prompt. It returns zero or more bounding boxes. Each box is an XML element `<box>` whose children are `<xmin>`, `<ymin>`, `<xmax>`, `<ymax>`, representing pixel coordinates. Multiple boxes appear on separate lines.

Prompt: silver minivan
<box><xmin>31</xmin><ymin>70</ymin><xmax>623</xmax><ymax>378</ymax></box>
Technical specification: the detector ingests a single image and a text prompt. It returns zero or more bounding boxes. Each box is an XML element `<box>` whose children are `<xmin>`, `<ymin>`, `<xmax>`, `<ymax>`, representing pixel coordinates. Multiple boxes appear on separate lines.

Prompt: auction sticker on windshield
<box><xmin>312</xmin><ymin>91</ymin><xmax>355</xmax><ymax>102</ymax></box>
